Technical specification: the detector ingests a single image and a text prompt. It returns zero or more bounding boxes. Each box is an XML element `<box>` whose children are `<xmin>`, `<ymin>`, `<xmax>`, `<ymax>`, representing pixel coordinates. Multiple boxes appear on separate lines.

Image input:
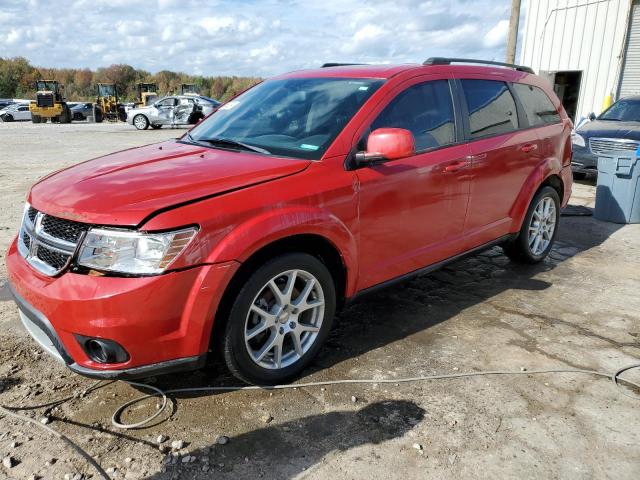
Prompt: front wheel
<box><xmin>503</xmin><ymin>186</ymin><xmax>560</xmax><ymax>263</ymax></box>
<box><xmin>133</xmin><ymin>114</ymin><xmax>149</xmax><ymax>130</ymax></box>
<box><xmin>223</xmin><ymin>253</ymin><xmax>336</xmax><ymax>385</ymax></box>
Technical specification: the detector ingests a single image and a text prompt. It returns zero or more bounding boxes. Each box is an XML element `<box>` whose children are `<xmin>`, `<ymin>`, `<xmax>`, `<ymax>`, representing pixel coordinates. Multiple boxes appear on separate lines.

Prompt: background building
<box><xmin>520</xmin><ymin>0</ymin><xmax>640</xmax><ymax>122</ymax></box>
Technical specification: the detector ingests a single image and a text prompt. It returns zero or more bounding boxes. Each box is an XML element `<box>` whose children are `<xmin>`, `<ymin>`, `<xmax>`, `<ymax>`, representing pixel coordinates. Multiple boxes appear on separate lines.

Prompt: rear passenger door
<box><xmin>457</xmin><ymin>79</ymin><xmax>539</xmax><ymax>248</ymax></box>
<box><xmin>355</xmin><ymin>77</ymin><xmax>472</xmax><ymax>290</ymax></box>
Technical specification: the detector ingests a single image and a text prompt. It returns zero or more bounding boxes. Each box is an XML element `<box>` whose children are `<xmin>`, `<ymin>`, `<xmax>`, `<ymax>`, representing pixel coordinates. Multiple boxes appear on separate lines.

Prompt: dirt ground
<box><xmin>0</xmin><ymin>122</ymin><xmax>638</xmax><ymax>480</ymax></box>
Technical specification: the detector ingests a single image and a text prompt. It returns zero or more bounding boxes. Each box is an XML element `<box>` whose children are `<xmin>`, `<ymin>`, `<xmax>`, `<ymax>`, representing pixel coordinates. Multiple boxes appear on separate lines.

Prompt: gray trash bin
<box><xmin>595</xmin><ymin>151</ymin><xmax>640</xmax><ymax>223</ymax></box>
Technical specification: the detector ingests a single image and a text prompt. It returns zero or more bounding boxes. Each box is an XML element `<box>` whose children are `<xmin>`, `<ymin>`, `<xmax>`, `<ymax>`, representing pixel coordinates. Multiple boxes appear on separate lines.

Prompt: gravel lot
<box><xmin>0</xmin><ymin>122</ymin><xmax>639</xmax><ymax>480</ymax></box>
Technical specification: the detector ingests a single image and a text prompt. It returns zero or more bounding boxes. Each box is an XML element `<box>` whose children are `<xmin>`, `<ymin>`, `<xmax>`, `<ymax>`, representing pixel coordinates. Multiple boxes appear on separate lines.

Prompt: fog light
<box><xmin>76</xmin><ymin>335</ymin><xmax>129</xmax><ymax>364</ymax></box>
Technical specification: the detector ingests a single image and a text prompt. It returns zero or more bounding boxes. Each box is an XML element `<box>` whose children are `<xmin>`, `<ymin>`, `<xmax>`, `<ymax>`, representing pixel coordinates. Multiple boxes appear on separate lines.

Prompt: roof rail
<box><xmin>423</xmin><ymin>57</ymin><xmax>535</xmax><ymax>74</ymax></box>
<box><xmin>321</xmin><ymin>63</ymin><xmax>366</xmax><ymax>68</ymax></box>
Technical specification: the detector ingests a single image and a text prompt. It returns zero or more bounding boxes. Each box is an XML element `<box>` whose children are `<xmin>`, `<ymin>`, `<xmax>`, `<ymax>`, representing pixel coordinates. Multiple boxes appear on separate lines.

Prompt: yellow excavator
<box><xmin>135</xmin><ymin>82</ymin><xmax>158</xmax><ymax>107</ymax></box>
<box><xmin>30</xmin><ymin>80</ymin><xmax>71</xmax><ymax>124</ymax></box>
<box><xmin>95</xmin><ymin>83</ymin><xmax>126</xmax><ymax>122</ymax></box>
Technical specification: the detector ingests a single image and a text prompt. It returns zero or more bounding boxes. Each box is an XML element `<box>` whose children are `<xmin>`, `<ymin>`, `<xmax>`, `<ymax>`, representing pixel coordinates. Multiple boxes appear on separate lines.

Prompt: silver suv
<box><xmin>126</xmin><ymin>95</ymin><xmax>220</xmax><ymax>130</ymax></box>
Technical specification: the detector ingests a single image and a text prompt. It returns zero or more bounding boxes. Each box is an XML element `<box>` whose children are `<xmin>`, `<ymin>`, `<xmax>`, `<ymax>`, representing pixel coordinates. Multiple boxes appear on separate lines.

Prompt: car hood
<box><xmin>577</xmin><ymin>120</ymin><xmax>640</xmax><ymax>140</ymax></box>
<box><xmin>28</xmin><ymin>140</ymin><xmax>311</xmax><ymax>226</ymax></box>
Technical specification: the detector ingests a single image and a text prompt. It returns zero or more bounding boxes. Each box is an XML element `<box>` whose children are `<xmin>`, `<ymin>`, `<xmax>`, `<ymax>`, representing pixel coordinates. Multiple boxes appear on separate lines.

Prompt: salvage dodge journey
<box><xmin>7</xmin><ymin>58</ymin><xmax>573</xmax><ymax>385</ymax></box>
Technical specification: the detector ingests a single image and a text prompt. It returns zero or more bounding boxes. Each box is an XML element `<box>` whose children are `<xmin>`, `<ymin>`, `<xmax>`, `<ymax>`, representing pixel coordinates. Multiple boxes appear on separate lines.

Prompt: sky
<box><xmin>0</xmin><ymin>0</ymin><xmax>522</xmax><ymax>77</ymax></box>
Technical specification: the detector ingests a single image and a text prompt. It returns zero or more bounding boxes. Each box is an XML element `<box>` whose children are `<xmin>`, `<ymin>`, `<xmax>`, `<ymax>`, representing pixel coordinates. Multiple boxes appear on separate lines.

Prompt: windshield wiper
<box><xmin>197</xmin><ymin>137</ymin><xmax>271</xmax><ymax>155</ymax></box>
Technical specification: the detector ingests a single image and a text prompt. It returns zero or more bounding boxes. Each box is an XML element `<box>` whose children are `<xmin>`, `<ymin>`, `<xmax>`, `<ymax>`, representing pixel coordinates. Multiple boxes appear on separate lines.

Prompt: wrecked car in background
<box><xmin>126</xmin><ymin>95</ymin><xmax>220</xmax><ymax>130</ymax></box>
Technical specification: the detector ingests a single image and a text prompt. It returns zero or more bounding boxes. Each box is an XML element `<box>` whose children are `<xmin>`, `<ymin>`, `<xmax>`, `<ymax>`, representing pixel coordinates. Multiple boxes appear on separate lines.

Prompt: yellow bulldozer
<box><xmin>95</xmin><ymin>83</ymin><xmax>126</xmax><ymax>122</ymax></box>
<box><xmin>30</xmin><ymin>80</ymin><xmax>71</xmax><ymax>124</ymax></box>
<box><xmin>135</xmin><ymin>82</ymin><xmax>158</xmax><ymax>107</ymax></box>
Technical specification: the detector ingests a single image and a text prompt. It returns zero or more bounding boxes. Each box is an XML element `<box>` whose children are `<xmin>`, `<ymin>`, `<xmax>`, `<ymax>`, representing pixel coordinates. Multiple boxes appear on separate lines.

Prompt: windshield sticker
<box><xmin>358</xmin><ymin>86</ymin><xmax>369</xmax><ymax>91</ymax></box>
<box><xmin>219</xmin><ymin>100</ymin><xmax>240</xmax><ymax>111</ymax></box>
<box><xmin>300</xmin><ymin>144</ymin><xmax>320</xmax><ymax>151</ymax></box>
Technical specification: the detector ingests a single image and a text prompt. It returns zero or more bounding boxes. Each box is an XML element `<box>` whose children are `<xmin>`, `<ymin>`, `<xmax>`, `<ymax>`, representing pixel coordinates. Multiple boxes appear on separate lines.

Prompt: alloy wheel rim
<box><xmin>528</xmin><ymin>196</ymin><xmax>556</xmax><ymax>256</ymax></box>
<box><xmin>134</xmin><ymin>116</ymin><xmax>146</xmax><ymax>129</ymax></box>
<box><xmin>244</xmin><ymin>269</ymin><xmax>325</xmax><ymax>370</ymax></box>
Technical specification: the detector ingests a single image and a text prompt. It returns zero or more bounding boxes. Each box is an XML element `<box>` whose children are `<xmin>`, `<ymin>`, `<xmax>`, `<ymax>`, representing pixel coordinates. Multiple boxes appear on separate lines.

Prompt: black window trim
<box><xmin>456</xmin><ymin>78</ymin><xmax>562</xmax><ymax>143</ymax></box>
<box><xmin>456</xmin><ymin>78</ymin><xmax>524</xmax><ymax>142</ymax></box>
<box><xmin>346</xmin><ymin>78</ymin><xmax>464</xmax><ymax>170</ymax></box>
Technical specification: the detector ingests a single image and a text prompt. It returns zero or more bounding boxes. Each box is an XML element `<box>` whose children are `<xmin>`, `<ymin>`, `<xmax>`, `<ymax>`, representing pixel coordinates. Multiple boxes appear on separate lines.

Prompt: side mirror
<box><xmin>355</xmin><ymin>128</ymin><xmax>415</xmax><ymax>166</ymax></box>
<box><xmin>588</xmin><ymin>112</ymin><xmax>597</xmax><ymax>121</ymax></box>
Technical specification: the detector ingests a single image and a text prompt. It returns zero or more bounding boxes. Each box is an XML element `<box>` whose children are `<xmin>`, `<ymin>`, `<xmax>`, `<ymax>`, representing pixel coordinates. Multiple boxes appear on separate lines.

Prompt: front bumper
<box><xmin>571</xmin><ymin>145</ymin><xmax>598</xmax><ymax>174</ymax></box>
<box><xmin>6</xmin><ymin>238</ymin><xmax>239</xmax><ymax>379</ymax></box>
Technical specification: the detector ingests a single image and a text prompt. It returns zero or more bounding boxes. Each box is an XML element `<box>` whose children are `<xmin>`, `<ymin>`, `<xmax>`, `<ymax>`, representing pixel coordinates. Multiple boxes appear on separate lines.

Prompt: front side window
<box><xmin>188</xmin><ymin>78</ymin><xmax>384</xmax><ymax>160</ymax></box>
<box><xmin>370</xmin><ymin>80</ymin><xmax>456</xmax><ymax>151</ymax></box>
<box><xmin>156</xmin><ymin>97</ymin><xmax>177</xmax><ymax>107</ymax></box>
<box><xmin>513</xmin><ymin>83</ymin><xmax>560</xmax><ymax>126</ymax></box>
<box><xmin>461</xmin><ymin>80</ymin><xmax>518</xmax><ymax>138</ymax></box>
<box><xmin>599</xmin><ymin>99</ymin><xmax>640</xmax><ymax>121</ymax></box>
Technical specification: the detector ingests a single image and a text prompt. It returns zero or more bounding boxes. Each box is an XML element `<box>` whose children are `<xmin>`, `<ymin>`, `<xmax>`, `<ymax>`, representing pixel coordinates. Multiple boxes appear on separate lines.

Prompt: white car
<box><xmin>0</xmin><ymin>103</ymin><xmax>31</xmax><ymax>122</ymax></box>
<box><xmin>126</xmin><ymin>95</ymin><xmax>220</xmax><ymax>130</ymax></box>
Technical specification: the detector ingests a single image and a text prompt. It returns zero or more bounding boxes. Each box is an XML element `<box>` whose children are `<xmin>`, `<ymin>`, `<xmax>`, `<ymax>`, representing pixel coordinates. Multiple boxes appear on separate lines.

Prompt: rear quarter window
<box><xmin>513</xmin><ymin>83</ymin><xmax>561</xmax><ymax>126</ymax></box>
<box><xmin>461</xmin><ymin>80</ymin><xmax>518</xmax><ymax>139</ymax></box>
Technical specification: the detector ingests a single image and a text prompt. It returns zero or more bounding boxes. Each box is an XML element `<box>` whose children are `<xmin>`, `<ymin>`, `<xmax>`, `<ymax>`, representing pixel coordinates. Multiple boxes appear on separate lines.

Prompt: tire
<box><xmin>503</xmin><ymin>186</ymin><xmax>560</xmax><ymax>263</ymax></box>
<box><xmin>572</xmin><ymin>171</ymin><xmax>587</xmax><ymax>180</ymax></box>
<box><xmin>150</xmin><ymin>124</ymin><xmax>162</xmax><ymax>129</ymax></box>
<box><xmin>94</xmin><ymin>107</ymin><xmax>103</xmax><ymax>123</ymax></box>
<box><xmin>3</xmin><ymin>114</ymin><xmax>13</xmax><ymax>122</ymax></box>
<box><xmin>223</xmin><ymin>253</ymin><xmax>336</xmax><ymax>385</ymax></box>
<box><xmin>133</xmin><ymin>114</ymin><xmax>149</xmax><ymax>130</ymax></box>
<box><xmin>31</xmin><ymin>115</ymin><xmax>41</xmax><ymax>124</ymax></box>
<box><xmin>60</xmin><ymin>106</ymin><xmax>71</xmax><ymax>124</ymax></box>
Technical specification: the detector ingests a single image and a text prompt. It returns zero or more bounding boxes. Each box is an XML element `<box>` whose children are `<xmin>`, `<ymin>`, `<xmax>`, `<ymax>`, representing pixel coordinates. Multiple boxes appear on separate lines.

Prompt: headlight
<box><xmin>77</xmin><ymin>227</ymin><xmax>197</xmax><ymax>275</ymax></box>
<box><xmin>571</xmin><ymin>133</ymin><xmax>586</xmax><ymax>148</ymax></box>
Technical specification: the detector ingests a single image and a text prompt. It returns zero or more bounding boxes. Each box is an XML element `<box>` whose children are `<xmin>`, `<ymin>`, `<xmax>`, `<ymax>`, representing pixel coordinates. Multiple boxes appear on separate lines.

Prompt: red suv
<box><xmin>7</xmin><ymin>58</ymin><xmax>572</xmax><ymax>385</ymax></box>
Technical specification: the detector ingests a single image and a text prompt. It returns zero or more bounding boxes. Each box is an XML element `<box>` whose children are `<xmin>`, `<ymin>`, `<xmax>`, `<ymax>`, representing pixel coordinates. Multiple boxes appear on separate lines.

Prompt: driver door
<box><xmin>354</xmin><ymin>77</ymin><xmax>472</xmax><ymax>290</ymax></box>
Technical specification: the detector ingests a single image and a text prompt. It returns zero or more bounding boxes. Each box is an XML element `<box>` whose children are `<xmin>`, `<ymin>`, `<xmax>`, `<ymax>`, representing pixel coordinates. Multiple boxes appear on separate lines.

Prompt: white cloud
<box><xmin>0</xmin><ymin>0</ymin><xmax>517</xmax><ymax>76</ymax></box>
<box><xmin>483</xmin><ymin>19</ymin><xmax>510</xmax><ymax>48</ymax></box>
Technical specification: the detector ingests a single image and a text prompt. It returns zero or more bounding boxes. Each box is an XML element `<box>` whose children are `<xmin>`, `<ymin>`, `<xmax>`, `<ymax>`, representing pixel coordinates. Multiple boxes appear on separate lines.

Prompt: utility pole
<box><xmin>506</xmin><ymin>0</ymin><xmax>522</xmax><ymax>64</ymax></box>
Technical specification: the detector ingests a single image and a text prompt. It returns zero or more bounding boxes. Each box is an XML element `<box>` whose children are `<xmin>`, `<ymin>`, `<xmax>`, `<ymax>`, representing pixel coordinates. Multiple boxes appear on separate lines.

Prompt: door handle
<box><xmin>443</xmin><ymin>159</ymin><xmax>470</xmax><ymax>173</ymax></box>
<box><xmin>521</xmin><ymin>143</ymin><xmax>538</xmax><ymax>153</ymax></box>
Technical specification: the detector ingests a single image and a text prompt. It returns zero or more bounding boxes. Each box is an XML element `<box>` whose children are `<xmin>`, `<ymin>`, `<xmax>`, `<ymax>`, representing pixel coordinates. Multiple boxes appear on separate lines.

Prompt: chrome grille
<box><xmin>17</xmin><ymin>205</ymin><xmax>87</xmax><ymax>276</ymax></box>
<box><xmin>589</xmin><ymin>137</ymin><xmax>639</xmax><ymax>156</ymax></box>
<box><xmin>41</xmin><ymin>215</ymin><xmax>85</xmax><ymax>243</ymax></box>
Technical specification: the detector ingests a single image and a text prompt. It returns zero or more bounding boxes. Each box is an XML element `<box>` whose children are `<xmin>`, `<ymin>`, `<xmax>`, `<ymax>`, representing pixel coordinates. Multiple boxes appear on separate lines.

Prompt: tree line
<box><xmin>0</xmin><ymin>57</ymin><xmax>261</xmax><ymax>102</ymax></box>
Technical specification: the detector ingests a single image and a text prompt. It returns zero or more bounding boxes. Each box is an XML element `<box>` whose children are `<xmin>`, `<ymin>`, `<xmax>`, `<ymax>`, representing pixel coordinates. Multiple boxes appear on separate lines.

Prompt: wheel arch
<box><xmin>209</xmin><ymin>233</ymin><xmax>349</xmax><ymax>354</ymax></box>
<box><xmin>509</xmin><ymin>157</ymin><xmax>565</xmax><ymax>231</ymax></box>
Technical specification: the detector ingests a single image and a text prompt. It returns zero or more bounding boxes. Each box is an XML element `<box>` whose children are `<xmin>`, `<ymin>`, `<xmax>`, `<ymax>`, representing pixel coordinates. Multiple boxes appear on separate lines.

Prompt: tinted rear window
<box><xmin>513</xmin><ymin>83</ymin><xmax>560</xmax><ymax>126</ymax></box>
<box><xmin>461</xmin><ymin>80</ymin><xmax>518</xmax><ymax>138</ymax></box>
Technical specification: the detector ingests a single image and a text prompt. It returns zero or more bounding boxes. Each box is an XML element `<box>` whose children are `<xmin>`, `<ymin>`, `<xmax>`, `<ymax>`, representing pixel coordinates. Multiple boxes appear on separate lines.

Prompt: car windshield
<box><xmin>599</xmin><ymin>99</ymin><xmax>640</xmax><ymax>121</ymax></box>
<box><xmin>187</xmin><ymin>77</ymin><xmax>384</xmax><ymax>160</ymax></box>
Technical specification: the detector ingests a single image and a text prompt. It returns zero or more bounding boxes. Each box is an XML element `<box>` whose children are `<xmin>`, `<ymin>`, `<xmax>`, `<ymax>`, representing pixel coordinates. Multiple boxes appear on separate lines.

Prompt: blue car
<box><xmin>571</xmin><ymin>96</ymin><xmax>640</xmax><ymax>178</ymax></box>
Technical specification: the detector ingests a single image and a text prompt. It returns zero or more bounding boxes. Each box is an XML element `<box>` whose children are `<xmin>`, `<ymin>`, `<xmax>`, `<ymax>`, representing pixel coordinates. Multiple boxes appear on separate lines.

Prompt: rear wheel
<box><xmin>3</xmin><ymin>114</ymin><xmax>13</xmax><ymax>122</ymax></box>
<box><xmin>31</xmin><ymin>115</ymin><xmax>41</xmax><ymax>124</ymax></box>
<box><xmin>503</xmin><ymin>186</ymin><xmax>560</xmax><ymax>263</ymax></box>
<box><xmin>223</xmin><ymin>253</ymin><xmax>336</xmax><ymax>385</ymax></box>
<box><xmin>133</xmin><ymin>114</ymin><xmax>149</xmax><ymax>130</ymax></box>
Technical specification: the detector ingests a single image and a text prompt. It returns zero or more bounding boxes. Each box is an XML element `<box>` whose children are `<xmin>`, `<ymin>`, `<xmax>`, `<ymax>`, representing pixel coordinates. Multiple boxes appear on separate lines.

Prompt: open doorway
<box><xmin>540</xmin><ymin>70</ymin><xmax>582</xmax><ymax>122</ymax></box>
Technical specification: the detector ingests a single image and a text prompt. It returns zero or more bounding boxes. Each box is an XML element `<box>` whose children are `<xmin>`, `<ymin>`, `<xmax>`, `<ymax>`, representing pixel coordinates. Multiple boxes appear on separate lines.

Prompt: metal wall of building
<box><xmin>520</xmin><ymin>0</ymin><xmax>632</xmax><ymax>119</ymax></box>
